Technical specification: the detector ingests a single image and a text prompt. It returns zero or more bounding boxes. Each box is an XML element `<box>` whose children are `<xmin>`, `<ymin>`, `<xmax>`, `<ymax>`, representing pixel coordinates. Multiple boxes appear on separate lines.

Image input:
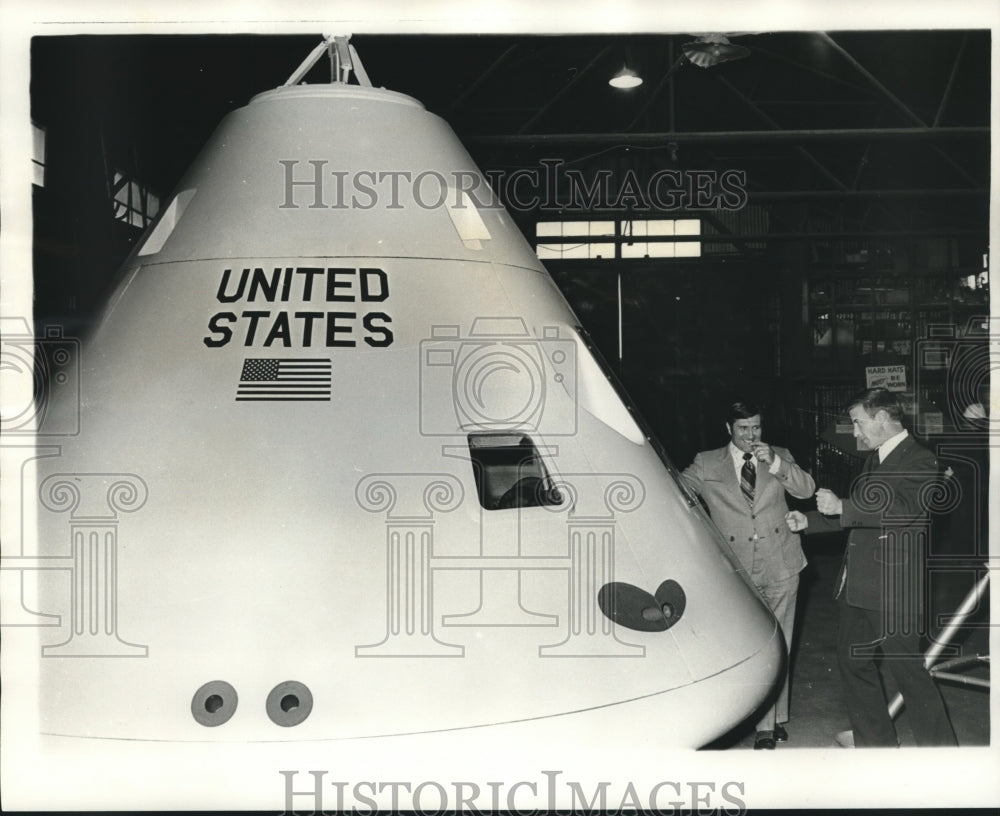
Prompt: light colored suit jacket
<box><xmin>681</xmin><ymin>445</ymin><xmax>815</xmax><ymax>586</ymax></box>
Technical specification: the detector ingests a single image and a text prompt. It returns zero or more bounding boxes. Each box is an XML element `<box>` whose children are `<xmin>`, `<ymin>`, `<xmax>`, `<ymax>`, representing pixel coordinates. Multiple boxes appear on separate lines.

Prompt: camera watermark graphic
<box><xmin>0</xmin><ymin>444</ymin><xmax>61</xmax><ymax>626</ymax></box>
<box><xmin>907</xmin><ymin>318</ymin><xmax>996</xmax><ymax>658</ymax></box>
<box><xmin>0</xmin><ymin>318</ymin><xmax>80</xmax><ymax>437</ymax></box>
<box><xmin>354</xmin><ymin>469</ymin><xmax>665</xmax><ymax>659</ymax></box>
<box><xmin>277</xmin><ymin>158</ymin><xmax>749</xmax><ymax>214</ymax></box>
<box><xmin>279</xmin><ymin>769</ymin><xmax>748</xmax><ymax>815</ymax></box>
<box><xmin>914</xmin><ymin>315</ymin><xmax>998</xmax><ymax>436</ymax></box>
<box><xmin>38</xmin><ymin>473</ymin><xmax>148</xmax><ymax>657</ymax></box>
<box><xmin>419</xmin><ymin>318</ymin><xmax>577</xmax><ymax>438</ymax></box>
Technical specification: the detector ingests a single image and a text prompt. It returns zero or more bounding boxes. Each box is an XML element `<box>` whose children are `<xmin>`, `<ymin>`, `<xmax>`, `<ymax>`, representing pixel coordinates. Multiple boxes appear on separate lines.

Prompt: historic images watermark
<box><xmin>279</xmin><ymin>769</ymin><xmax>748</xmax><ymax>815</ymax></box>
<box><xmin>278</xmin><ymin>159</ymin><xmax>749</xmax><ymax>213</ymax></box>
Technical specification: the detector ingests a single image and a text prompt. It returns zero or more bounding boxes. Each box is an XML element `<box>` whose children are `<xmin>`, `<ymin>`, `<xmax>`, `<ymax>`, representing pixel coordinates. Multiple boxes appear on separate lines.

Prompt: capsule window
<box><xmin>467</xmin><ymin>433</ymin><xmax>564</xmax><ymax>511</ymax></box>
<box><xmin>137</xmin><ymin>188</ymin><xmax>195</xmax><ymax>256</ymax></box>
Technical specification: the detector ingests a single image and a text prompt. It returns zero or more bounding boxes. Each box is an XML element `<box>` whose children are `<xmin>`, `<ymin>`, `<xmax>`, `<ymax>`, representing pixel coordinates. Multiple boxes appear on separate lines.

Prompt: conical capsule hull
<box><xmin>29</xmin><ymin>85</ymin><xmax>780</xmax><ymax>775</ymax></box>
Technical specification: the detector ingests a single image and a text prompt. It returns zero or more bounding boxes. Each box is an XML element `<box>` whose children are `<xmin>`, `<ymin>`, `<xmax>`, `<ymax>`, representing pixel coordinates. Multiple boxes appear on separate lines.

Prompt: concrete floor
<box><xmin>705</xmin><ymin>535</ymin><xmax>990</xmax><ymax>750</ymax></box>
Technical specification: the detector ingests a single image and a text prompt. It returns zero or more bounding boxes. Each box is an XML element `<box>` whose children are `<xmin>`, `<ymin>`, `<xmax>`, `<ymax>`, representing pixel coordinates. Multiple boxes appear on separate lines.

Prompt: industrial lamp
<box><xmin>682</xmin><ymin>34</ymin><xmax>750</xmax><ymax>68</ymax></box>
<box><xmin>609</xmin><ymin>67</ymin><xmax>643</xmax><ymax>89</ymax></box>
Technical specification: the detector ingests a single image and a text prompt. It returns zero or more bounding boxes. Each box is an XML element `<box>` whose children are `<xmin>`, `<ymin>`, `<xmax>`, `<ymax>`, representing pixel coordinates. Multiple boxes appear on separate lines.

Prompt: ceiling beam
<box><xmin>747</xmin><ymin>188</ymin><xmax>987</xmax><ymax>201</ymax></box>
<box><xmin>933</xmin><ymin>33</ymin><xmax>968</xmax><ymax>128</ymax></box>
<box><xmin>535</xmin><ymin>229</ymin><xmax>984</xmax><ymax>243</ymax></box>
<box><xmin>816</xmin><ymin>33</ymin><xmax>928</xmax><ymax>128</ymax></box>
<box><xmin>699</xmin><ymin>212</ymin><xmax>758</xmax><ymax>256</ymax></box>
<box><xmin>818</xmin><ymin>32</ymin><xmax>980</xmax><ymax>188</ymax></box>
<box><xmin>468</xmin><ymin>126</ymin><xmax>987</xmax><ymax>146</ymax></box>
<box><xmin>517</xmin><ymin>45</ymin><xmax>612</xmax><ymax>135</ymax></box>
<box><xmin>625</xmin><ymin>48</ymin><xmax>686</xmax><ymax>132</ymax></box>
<box><xmin>713</xmin><ymin>74</ymin><xmax>848</xmax><ymax>191</ymax></box>
<box><xmin>750</xmin><ymin>42</ymin><xmax>879</xmax><ymax>98</ymax></box>
<box><xmin>447</xmin><ymin>44</ymin><xmax>518</xmax><ymax>115</ymax></box>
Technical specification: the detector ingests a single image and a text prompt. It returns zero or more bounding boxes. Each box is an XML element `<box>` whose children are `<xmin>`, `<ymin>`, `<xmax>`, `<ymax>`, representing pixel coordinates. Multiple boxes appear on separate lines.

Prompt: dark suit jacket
<box><xmin>806</xmin><ymin>433</ymin><xmax>937</xmax><ymax>615</ymax></box>
<box><xmin>681</xmin><ymin>445</ymin><xmax>815</xmax><ymax>586</ymax></box>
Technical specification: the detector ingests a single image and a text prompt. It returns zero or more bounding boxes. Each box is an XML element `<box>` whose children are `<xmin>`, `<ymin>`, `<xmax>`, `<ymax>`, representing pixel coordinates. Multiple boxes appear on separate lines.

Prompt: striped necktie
<box><xmin>740</xmin><ymin>452</ymin><xmax>756</xmax><ymax>506</ymax></box>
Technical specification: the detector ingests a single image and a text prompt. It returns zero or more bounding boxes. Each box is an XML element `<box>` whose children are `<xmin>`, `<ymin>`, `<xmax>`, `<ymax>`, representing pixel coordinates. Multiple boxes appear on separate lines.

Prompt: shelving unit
<box><xmin>791</xmin><ymin>237</ymin><xmax>989</xmax><ymax>491</ymax></box>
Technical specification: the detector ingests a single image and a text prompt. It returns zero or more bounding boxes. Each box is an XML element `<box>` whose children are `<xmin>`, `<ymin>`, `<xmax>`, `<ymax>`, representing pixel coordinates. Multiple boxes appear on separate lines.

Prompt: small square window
<box><xmin>467</xmin><ymin>433</ymin><xmax>564</xmax><ymax>511</ymax></box>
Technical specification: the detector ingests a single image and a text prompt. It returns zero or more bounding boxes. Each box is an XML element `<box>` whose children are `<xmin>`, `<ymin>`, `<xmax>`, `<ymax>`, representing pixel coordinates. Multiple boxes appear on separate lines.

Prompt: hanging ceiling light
<box><xmin>609</xmin><ymin>66</ymin><xmax>643</xmax><ymax>89</ymax></box>
<box><xmin>682</xmin><ymin>34</ymin><xmax>751</xmax><ymax>69</ymax></box>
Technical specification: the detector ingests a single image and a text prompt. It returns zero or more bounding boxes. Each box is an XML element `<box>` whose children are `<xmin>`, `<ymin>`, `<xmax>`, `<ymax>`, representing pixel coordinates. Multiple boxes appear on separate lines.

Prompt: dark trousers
<box><xmin>837</xmin><ymin>600</ymin><xmax>957</xmax><ymax>747</ymax></box>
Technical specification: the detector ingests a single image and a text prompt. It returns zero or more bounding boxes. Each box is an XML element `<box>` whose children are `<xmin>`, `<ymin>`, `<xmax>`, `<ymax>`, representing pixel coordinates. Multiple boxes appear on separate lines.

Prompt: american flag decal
<box><xmin>236</xmin><ymin>358</ymin><xmax>332</xmax><ymax>401</ymax></box>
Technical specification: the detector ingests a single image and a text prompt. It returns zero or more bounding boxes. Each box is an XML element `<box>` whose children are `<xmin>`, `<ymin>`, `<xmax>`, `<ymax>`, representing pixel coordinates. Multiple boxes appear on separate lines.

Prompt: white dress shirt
<box><xmin>877</xmin><ymin>429</ymin><xmax>908</xmax><ymax>464</ymax></box>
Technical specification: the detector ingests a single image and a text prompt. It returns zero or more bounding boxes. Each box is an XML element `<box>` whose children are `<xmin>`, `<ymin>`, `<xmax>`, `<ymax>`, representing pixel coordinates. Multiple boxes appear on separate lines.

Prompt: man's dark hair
<box><xmin>847</xmin><ymin>388</ymin><xmax>904</xmax><ymax>423</ymax></box>
<box><xmin>727</xmin><ymin>400</ymin><xmax>762</xmax><ymax>426</ymax></box>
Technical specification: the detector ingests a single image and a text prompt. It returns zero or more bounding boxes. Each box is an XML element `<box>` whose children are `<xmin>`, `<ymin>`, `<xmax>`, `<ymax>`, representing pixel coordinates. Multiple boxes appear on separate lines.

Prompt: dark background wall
<box><xmin>28</xmin><ymin>33</ymin><xmax>991</xmax><ymax>493</ymax></box>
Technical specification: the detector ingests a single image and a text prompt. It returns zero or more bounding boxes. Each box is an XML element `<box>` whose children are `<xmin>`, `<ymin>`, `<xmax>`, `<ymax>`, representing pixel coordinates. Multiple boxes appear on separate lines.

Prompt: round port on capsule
<box><xmin>191</xmin><ymin>680</ymin><xmax>238</xmax><ymax>727</ymax></box>
<box><xmin>266</xmin><ymin>680</ymin><xmax>313</xmax><ymax>727</ymax></box>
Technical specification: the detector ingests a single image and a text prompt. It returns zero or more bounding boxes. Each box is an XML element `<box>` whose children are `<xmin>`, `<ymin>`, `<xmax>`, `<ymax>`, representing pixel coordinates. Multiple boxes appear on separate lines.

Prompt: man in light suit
<box><xmin>786</xmin><ymin>388</ymin><xmax>956</xmax><ymax>747</ymax></box>
<box><xmin>680</xmin><ymin>400</ymin><xmax>816</xmax><ymax>750</ymax></box>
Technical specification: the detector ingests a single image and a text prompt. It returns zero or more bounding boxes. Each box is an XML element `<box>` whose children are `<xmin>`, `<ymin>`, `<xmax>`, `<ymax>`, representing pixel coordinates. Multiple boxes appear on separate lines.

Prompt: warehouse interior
<box><xmin>28</xmin><ymin>31</ymin><xmax>990</xmax><ymax>749</ymax></box>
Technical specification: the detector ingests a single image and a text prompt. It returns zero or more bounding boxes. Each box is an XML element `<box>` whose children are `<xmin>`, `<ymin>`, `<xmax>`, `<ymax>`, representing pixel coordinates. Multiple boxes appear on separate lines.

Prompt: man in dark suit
<box><xmin>681</xmin><ymin>400</ymin><xmax>815</xmax><ymax>750</ymax></box>
<box><xmin>786</xmin><ymin>388</ymin><xmax>957</xmax><ymax>747</ymax></box>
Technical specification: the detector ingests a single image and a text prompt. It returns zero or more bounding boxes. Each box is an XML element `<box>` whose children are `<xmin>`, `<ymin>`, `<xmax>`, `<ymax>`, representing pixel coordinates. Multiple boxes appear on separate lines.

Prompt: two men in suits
<box><xmin>681</xmin><ymin>401</ymin><xmax>816</xmax><ymax>750</ymax></box>
<box><xmin>786</xmin><ymin>388</ymin><xmax>956</xmax><ymax>747</ymax></box>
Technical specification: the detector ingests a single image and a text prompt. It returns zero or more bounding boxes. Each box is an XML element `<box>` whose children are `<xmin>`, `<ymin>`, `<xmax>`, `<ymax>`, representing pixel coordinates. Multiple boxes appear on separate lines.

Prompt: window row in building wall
<box><xmin>32</xmin><ymin>122</ymin><xmax>159</xmax><ymax>229</ymax></box>
<box><xmin>535</xmin><ymin>218</ymin><xmax>701</xmax><ymax>260</ymax></box>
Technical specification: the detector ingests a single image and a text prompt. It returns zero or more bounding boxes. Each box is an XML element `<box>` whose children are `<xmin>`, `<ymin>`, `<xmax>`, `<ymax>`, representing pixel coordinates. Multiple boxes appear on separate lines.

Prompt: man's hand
<box><xmin>751</xmin><ymin>441</ymin><xmax>775</xmax><ymax>466</ymax></box>
<box><xmin>816</xmin><ymin>488</ymin><xmax>843</xmax><ymax>516</ymax></box>
<box><xmin>785</xmin><ymin>510</ymin><xmax>808</xmax><ymax>532</ymax></box>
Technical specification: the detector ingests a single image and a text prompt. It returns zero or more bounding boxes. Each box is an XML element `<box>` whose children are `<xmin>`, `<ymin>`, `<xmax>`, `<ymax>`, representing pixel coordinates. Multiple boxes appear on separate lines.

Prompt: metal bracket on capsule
<box><xmin>284</xmin><ymin>35</ymin><xmax>372</xmax><ymax>87</ymax></box>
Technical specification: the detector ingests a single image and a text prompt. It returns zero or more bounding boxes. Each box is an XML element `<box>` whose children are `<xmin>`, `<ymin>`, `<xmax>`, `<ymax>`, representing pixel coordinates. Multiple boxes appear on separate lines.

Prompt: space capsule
<box><xmin>17</xmin><ymin>42</ymin><xmax>782</xmax><ymax>807</ymax></box>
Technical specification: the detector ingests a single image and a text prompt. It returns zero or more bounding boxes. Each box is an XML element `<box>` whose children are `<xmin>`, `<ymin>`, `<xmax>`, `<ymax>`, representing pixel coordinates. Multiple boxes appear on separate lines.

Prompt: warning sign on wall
<box><xmin>865</xmin><ymin>365</ymin><xmax>907</xmax><ymax>391</ymax></box>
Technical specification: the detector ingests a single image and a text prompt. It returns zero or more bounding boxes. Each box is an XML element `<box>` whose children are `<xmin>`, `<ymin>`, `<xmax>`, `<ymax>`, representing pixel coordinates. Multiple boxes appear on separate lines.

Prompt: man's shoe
<box><xmin>833</xmin><ymin>730</ymin><xmax>855</xmax><ymax>748</ymax></box>
<box><xmin>774</xmin><ymin>723</ymin><xmax>788</xmax><ymax>742</ymax></box>
<box><xmin>754</xmin><ymin>731</ymin><xmax>776</xmax><ymax>750</ymax></box>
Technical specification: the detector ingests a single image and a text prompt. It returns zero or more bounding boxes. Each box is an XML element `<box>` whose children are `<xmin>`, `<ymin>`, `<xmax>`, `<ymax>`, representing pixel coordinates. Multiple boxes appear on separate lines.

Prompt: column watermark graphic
<box><xmin>354</xmin><ymin>473</ymin><xmax>465</xmax><ymax>658</ymax></box>
<box><xmin>846</xmin><ymin>469</ymin><xmax>963</xmax><ymax>658</ymax></box>
<box><xmin>0</xmin><ymin>444</ymin><xmax>61</xmax><ymax>627</ymax></box>
<box><xmin>0</xmin><ymin>469</ymin><xmax>150</xmax><ymax>658</ymax></box>
<box><xmin>354</xmin><ymin>470</ymin><xmax>655</xmax><ymax>658</ymax></box>
<box><xmin>36</xmin><ymin>473</ymin><xmax>149</xmax><ymax>657</ymax></box>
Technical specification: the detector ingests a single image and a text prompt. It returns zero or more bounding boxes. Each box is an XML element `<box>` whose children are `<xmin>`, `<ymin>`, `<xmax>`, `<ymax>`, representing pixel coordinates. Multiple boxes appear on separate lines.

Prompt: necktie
<box><xmin>740</xmin><ymin>452</ymin><xmax>755</xmax><ymax>507</ymax></box>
